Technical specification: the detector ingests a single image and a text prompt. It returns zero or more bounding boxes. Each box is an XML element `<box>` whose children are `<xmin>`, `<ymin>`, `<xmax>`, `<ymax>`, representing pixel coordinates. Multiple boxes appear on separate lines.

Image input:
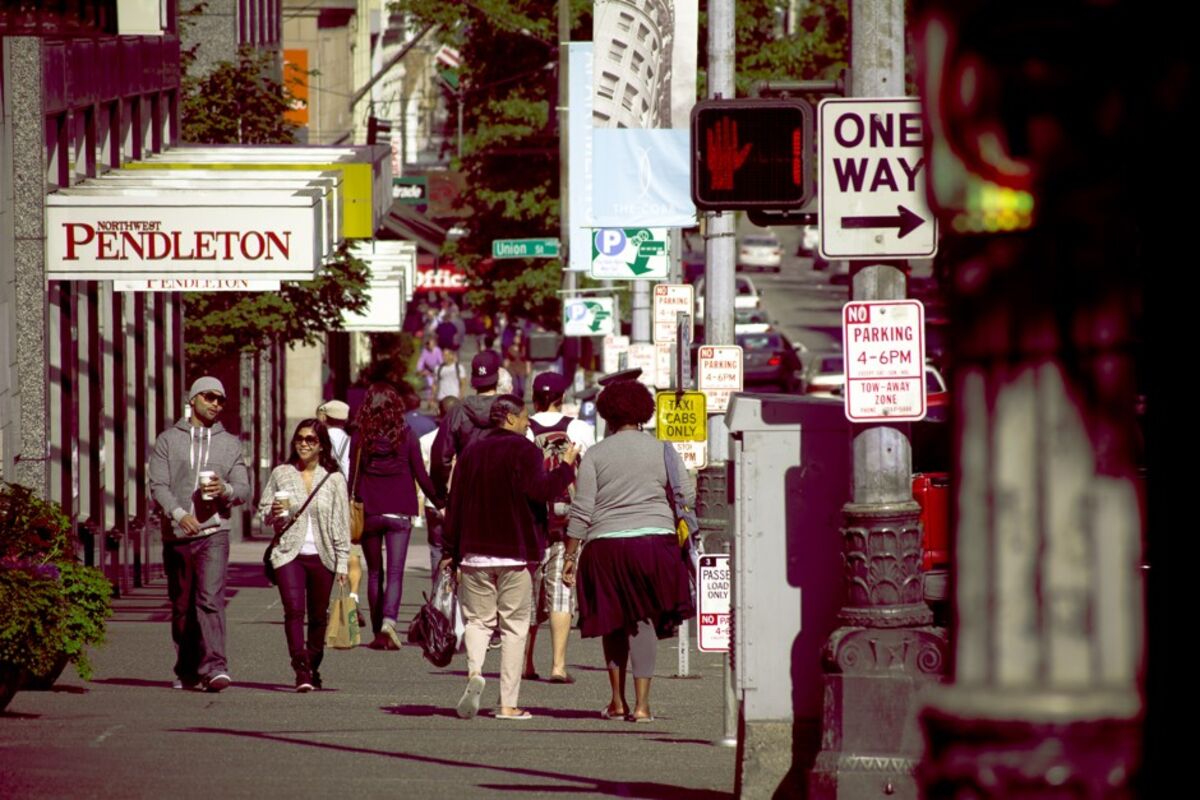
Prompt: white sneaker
<box><xmin>381</xmin><ymin>618</ymin><xmax>404</xmax><ymax>649</ymax></box>
<box><xmin>456</xmin><ymin>674</ymin><xmax>486</xmax><ymax>719</ymax></box>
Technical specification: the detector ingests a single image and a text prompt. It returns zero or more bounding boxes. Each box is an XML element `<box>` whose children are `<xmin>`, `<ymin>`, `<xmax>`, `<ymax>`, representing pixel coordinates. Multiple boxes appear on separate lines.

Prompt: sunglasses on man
<box><xmin>198</xmin><ymin>391</ymin><xmax>225</xmax><ymax>405</ymax></box>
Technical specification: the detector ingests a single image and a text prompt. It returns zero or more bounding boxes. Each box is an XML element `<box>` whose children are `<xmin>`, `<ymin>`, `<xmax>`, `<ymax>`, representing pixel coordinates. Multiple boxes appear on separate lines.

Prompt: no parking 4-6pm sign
<box><xmin>841</xmin><ymin>299</ymin><xmax>926</xmax><ymax>422</ymax></box>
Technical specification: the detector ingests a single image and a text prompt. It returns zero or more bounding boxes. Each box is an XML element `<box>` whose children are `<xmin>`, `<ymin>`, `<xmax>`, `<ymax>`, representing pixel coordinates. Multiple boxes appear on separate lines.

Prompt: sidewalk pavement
<box><xmin>0</xmin><ymin>535</ymin><xmax>736</xmax><ymax>799</ymax></box>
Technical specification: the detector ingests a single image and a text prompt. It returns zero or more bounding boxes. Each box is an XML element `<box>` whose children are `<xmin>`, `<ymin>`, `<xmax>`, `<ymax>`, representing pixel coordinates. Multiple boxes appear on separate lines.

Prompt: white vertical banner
<box><xmin>591</xmin><ymin>1</ymin><xmax>698</xmax><ymax>229</ymax></box>
<box><xmin>568</xmin><ymin>43</ymin><xmax>595</xmax><ymax>272</ymax></box>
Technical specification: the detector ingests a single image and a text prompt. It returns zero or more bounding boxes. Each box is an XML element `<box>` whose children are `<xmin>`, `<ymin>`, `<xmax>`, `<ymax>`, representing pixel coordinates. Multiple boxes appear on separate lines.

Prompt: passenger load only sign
<box><xmin>818</xmin><ymin>98</ymin><xmax>938</xmax><ymax>260</ymax></box>
<box><xmin>841</xmin><ymin>299</ymin><xmax>926</xmax><ymax>422</ymax></box>
<box><xmin>698</xmin><ymin>555</ymin><xmax>730</xmax><ymax>653</ymax></box>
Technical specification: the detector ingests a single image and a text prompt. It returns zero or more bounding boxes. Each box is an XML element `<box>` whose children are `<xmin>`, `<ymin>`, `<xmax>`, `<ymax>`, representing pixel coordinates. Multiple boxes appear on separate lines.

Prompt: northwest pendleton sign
<box><xmin>46</xmin><ymin>195</ymin><xmax>321</xmax><ymax>281</ymax></box>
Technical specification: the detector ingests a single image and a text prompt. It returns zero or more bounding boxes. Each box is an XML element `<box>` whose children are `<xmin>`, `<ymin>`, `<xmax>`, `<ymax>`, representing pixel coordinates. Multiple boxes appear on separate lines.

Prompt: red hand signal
<box><xmin>705</xmin><ymin>116</ymin><xmax>752</xmax><ymax>190</ymax></box>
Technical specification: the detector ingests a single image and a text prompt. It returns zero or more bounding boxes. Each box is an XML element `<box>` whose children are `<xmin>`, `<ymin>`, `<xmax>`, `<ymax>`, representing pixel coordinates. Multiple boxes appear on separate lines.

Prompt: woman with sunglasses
<box><xmin>350</xmin><ymin>383</ymin><xmax>444</xmax><ymax>650</ymax></box>
<box><xmin>259</xmin><ymin>419</ymin><xmax>351</xmax><ymax>691</ymax></box>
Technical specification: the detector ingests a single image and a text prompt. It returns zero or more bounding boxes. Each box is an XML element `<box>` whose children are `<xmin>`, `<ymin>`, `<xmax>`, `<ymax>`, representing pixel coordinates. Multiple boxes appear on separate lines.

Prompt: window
<box><xmin>618</xmin><ymin>12</ymin><xmax>634</xmax><ymax>32</ymax></box>
<box><xmin>609</xmin><ymin>41</ymin><xmax>627</xmax><ymax>64</ymax></box>
<box><xmin>598</xmin><ymin>72</ymin><xmax>619</xmax><ymax>100</ymax></box>
<box><xmin>637</xmin><ymin>24</ymin><xmax>649</xmax><ymax>42</ymax></box>
<box><xmin>622</xmin><ymin>84</ymin><xmax>638</xmax><ymax>112</ymax></box>
<box><xmin>631</xmin><ymin>51</ymin><xmax>645</xmax><ymax>74</ymax></box>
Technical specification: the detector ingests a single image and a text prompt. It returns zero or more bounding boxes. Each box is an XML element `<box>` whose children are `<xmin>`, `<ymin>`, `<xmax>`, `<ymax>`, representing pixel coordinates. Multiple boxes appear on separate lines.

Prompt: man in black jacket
<box><xmin>440</xmin><ymin>394</ymin><xmax>579</xmax><ymax>720</ymax></box>
<box><xmin>430</xmin><ymin>349</ymin><xmax>503</xmax><ymax>499</ymax></box>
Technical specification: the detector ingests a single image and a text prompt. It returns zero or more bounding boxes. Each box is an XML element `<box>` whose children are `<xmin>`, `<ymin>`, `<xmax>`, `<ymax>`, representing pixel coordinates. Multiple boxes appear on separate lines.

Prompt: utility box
<box><xmin>726</xmin><ymin>393</ymin><xmax>850</xmax><ymax>795</ymax></box>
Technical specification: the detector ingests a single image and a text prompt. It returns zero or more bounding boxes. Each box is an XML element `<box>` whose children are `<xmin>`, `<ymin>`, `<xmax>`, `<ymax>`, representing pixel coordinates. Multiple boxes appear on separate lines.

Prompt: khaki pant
<box><xmin>459</xmin><ymin>565</ymin><xmax>532</xmax><ymax>708</ymax></box>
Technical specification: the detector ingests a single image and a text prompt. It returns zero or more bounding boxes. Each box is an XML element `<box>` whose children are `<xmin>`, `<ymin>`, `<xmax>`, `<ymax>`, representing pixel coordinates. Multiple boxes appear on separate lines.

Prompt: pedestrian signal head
<box><xmin>691</xmin><ymin>98</ymin><xmax>814</xmax><ymax>211</ymax></box>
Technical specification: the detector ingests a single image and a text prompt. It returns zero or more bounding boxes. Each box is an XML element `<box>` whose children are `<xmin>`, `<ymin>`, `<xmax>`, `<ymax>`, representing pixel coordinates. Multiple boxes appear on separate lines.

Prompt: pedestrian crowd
<box><xmin>148</xmin><ymin>340</ymin><xmax>697</xmax><ymax>720</ymax></box>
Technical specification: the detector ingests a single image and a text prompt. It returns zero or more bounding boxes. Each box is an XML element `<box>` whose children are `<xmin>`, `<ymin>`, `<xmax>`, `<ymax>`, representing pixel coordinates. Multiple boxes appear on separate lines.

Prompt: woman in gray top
<box><xmin>562</xmin><ymin>381</ymin><xmax>695</xmax><ymax>723</ymax></box>
<box><xmin>259</xmin><ymin>419</ymin><xmax>350</xmax><ymax>692</ymax></box>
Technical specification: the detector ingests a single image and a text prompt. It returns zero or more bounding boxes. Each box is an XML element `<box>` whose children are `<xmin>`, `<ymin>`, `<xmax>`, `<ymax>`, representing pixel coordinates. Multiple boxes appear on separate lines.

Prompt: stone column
<box><xmin>8</xmin><ymin>37</ymin><xmax>49</xmax><ymax>494</ymax></box>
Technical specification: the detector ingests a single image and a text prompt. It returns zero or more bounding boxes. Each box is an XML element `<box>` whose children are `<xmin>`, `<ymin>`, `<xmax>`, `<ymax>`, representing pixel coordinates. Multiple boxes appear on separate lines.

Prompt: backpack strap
<box><xmin>529</xmin><ymin>415</ymin><xmax>573</xmax><ymax>437</ymax></box>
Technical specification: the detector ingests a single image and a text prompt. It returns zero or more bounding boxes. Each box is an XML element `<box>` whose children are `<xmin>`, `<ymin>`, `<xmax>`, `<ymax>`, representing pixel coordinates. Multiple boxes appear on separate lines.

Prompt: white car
<box><xmin>694</xmin><ymin>275</ymin><xmax>761</xmax><ymax>319</ymax></box>
<box><xmin>738</xmin><ymin>233</ymin><xmax>783</xmax><ymax>272</ymax></box>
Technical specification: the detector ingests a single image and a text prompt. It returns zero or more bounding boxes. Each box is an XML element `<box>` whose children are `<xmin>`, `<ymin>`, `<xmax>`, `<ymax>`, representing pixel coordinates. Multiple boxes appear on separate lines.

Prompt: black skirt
<box><xmin>576</xmin><ymin>534</ymin><xmax>696</xmax><ymax>639</ymax></box>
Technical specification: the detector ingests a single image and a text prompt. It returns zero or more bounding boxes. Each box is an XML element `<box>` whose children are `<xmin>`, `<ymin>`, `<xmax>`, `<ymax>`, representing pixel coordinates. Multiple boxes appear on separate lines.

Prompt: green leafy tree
<box><xmin>182</xmin><ymin>242</ymin><xmax>371</xmax><ymax>375</ymax></box>
<box><xmin>391</xmin><ymin>0</ymin><xmax>591</xmax><ymax>330</ymax></box>
<box><xmin>724</xmin><ymin>0</ymin><xmax>848</xmax><ymax>97</ymax></box>
<box><xmin>391</xmin><ymin>0</ymin><xmax>846</xmax><ymax>329</ymax></box>
<box><xmin>177</xmin><ymin>3</ymin><xmax>369</xmax><ymax>375</ymax></box>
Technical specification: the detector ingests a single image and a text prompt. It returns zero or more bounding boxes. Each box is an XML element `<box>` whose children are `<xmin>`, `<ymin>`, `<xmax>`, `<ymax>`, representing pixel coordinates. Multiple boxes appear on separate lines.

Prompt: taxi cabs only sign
<box><xmin>841</xmin><ymin>299</ymin><xmax>926</xmax><ymax>422</ymax></box>
<box><xmin>656</xmin><ymin>391</ymin><xmax>707</xmax><ymax>442</ymax></box>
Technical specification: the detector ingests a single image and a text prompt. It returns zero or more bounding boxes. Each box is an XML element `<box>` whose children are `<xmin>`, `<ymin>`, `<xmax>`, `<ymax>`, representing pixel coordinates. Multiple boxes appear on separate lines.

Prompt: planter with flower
<box><xmin>0</xmin><ymin>481</ymin><xmax>113</xmax><ymax>711</ymax></box>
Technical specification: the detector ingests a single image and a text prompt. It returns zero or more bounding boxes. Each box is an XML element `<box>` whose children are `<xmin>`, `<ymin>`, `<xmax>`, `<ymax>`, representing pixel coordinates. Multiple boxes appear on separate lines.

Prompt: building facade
<box><xmin>2</xmin><ymin>3</ymin><xmax>186</xmax><ymax>589</ymax></box>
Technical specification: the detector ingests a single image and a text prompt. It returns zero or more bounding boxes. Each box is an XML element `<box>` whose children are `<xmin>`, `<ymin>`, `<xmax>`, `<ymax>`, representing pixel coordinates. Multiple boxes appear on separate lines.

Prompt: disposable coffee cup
<box><xmin>198</xmin><ymin>470</ymin><xmax>217</xmax><ymax>499</ymax></box>
<box><xmin>274</xmin><ymin>491</ymin><xmax>292</xmax><ymax>517</ymax></box>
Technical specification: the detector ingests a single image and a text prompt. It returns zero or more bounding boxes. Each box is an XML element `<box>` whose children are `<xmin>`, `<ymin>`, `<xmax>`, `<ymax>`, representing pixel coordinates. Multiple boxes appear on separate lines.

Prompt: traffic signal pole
<box><xmin>704</xmin><ymin>0</ymin><xmax>739</xmax><ymax>759</ymax></box>
<box><xmin>704</xmin><ymin>0</ymin><xmax>737</xmax><ymax>358</ymax></box>
<box><xmin>808</xmin><ymin>1</ymin><xmax>947</xmax><ymax>798</ymax></box>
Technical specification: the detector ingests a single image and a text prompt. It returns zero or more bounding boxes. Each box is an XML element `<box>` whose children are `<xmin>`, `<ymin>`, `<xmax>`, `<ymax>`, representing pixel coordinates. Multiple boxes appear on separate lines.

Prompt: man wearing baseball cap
<box><xmin>522</xmin><ymin>370</ymin><xmax>595</xmax><ymax>683</ymax></box>
<box><xmin>149</xmin><ymin>376</ymin><xmax>250</xmax><ymax>693</ymax></box>
<box><xmin>430</xmin><ymin>349</ymin><xmax>505</xmax><ymax>500</ymax></box>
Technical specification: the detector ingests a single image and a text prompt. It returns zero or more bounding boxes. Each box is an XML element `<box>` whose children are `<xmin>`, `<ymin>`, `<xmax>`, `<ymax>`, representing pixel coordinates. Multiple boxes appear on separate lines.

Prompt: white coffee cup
<box><xmin>198</xmin><ymin>470</ymin><xmax>217</xmax><ymax>500</ymax></box>
<box><xmin>274</xmin><ymin>491</ymin><xmax>292</xmax><ymax>517</ymax></box>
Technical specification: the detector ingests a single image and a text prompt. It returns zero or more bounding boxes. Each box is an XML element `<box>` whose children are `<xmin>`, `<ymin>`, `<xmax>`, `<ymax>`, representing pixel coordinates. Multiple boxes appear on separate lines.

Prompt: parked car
<box><xmin>734</xmin><ymin>307</ymin><xmax>771</xmax><ymax>334</ymax></box>
<box><xmin>737</xmin><ymin>327</ymin><xmax>803</xmax><ymax>393</ymax></box>
<box><xmin>797</xmin><ymin>223</ymin><xmax>829</xmax><ymax>271</ymax></box>
<box><xmin>694</xmin><ymin>275</ymin><xmax>761</xmax><ymax>318</ymax></box>
<box><xmin>738</xmin><ymin>233</ymin><xmax>783</xmax><ymax>273</ymax></box>
<box><xmin>802</xmin><ymin>357</ymin><xmax>947</xmax><ymax>405</ymax></box>
<box><xmin>800</xmin><ymin>352</ymin><xmax>845</xmax><ymax>396</ymax></box>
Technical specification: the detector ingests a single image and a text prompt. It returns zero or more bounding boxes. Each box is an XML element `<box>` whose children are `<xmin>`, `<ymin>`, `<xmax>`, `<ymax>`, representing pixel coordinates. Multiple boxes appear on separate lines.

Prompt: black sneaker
<box><xmin>488</xmin><ymin>630</ymin><xmax>502</xmax><ymax>650</ymax></box>
<box><xmin>311</xmin><ymin>672</ymin><xmax>323</xmax><ymax>690</ymax></box>
<box><xmin>295</xmin><ymin>673</ymin><xmax>315</xmax><ymax>693</ymax></box>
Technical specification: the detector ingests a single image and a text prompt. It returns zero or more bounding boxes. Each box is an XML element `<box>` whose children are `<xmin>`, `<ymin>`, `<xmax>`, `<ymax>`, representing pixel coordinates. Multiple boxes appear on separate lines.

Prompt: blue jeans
<box><xmin>361</xmin><ymin>515</ymin><xmax>412</xmax><ymax>633</ymax></box>
<box><xmin>164</xmin><ymin>531</ymin><xmax>230</xmax><ymax>682</ymax></box>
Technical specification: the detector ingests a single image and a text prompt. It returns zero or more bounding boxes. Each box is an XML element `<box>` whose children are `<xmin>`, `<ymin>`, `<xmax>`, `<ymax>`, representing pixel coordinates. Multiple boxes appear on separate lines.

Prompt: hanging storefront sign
<box><xmin>347</xmin><ymin>240</ymin><xmax>418</xmax><ymax>330</ymax></box>
<box><xmin>46</xmin><ymin>192</ymin><xmax>322</xmax><ymax>280</ymax></box>
<box><xmin>100</xmin><ymin>169</ymin><xmax>343</xmax><ymax>249</ymax></box>
<box><xmin>123</xmin><ymin>145</ymin><xmax>391</xmax><ymax>239</ymax></box>
<box><xmin>59</xmin><ymin>183</ymin><xmax>334</xmax><ymax>260</ymax></box>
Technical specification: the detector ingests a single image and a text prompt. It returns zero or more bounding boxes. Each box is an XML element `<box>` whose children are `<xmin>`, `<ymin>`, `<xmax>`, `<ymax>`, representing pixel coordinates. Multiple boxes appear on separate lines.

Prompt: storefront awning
<box><xmin>342</xmin><ymin>240</ymin><xmax>418</xmax><ymax>331</ymax></box>
<box><xmin>123</xmin><ymin>145</ymin><xmax>391</xmax><ymax>238</ymax></box>
<box><xmin>379</xmin><ymin>203</ymin><xmax>448</xmax><ymax>256</ymax></box>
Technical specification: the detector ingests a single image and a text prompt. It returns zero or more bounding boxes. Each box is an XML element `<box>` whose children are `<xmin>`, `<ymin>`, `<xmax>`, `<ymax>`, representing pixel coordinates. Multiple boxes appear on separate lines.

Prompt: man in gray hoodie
<box><xmin>149</xmin><ymin>376</ymin><xmax>250</xmax><ymax>692</ymax></box>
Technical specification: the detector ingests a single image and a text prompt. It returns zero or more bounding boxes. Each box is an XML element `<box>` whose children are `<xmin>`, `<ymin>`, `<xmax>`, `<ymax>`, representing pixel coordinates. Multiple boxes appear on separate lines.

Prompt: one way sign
<box><xmin>818</xmin><ymin>98</ymin><xmax>938</xmax><ymax>260</ymax></box>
